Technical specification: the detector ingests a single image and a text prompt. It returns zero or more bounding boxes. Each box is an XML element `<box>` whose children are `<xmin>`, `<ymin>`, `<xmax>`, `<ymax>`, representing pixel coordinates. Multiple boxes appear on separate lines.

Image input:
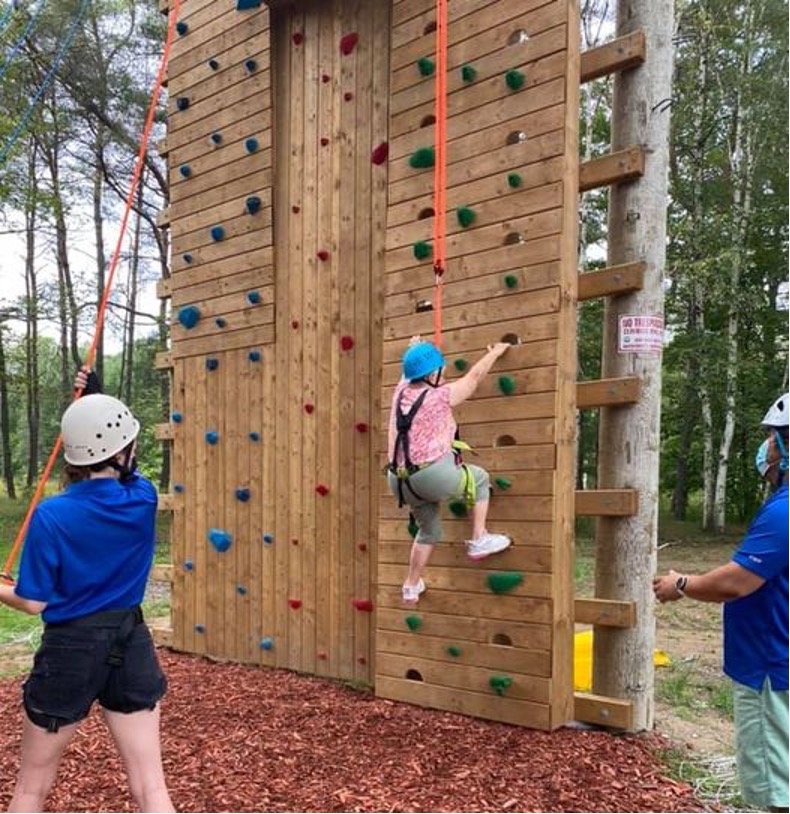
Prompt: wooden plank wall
<box><xmin>375</xmin><ymin>0</ymin><xmax>579</xmax><ymax>729</ymax></box>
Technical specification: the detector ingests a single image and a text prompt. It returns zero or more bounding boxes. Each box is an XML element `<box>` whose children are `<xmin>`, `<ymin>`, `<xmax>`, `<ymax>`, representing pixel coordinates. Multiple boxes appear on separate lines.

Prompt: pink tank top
<box><xmin>387</xmin><ymin>380</ymin><xmax>457</xmax><ymax>467</ymax></box>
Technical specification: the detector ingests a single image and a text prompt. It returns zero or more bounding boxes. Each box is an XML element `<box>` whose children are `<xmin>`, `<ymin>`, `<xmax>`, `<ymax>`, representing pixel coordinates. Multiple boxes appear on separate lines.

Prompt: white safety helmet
<box><xmin>61</xmin><ymin>394</ymin><xmax>140</xmax><ymax>466</ymax></box>
<box><xmin>761</xmin><ymin>393</ymin><xmax>789</xmax><ymax>429</ymax></box>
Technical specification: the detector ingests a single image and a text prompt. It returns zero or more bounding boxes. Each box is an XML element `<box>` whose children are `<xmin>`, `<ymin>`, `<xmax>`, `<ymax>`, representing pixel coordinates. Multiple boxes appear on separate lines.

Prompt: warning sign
<box><xmin>618</xmin><ymin>315</ymin><xmax>664</xmax><ymax>354</ymax></box>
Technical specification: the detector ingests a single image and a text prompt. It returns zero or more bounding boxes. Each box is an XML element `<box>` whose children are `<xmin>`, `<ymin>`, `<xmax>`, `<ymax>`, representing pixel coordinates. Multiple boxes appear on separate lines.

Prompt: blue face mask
<box><xmin>756</xmin><ymin>439</ymin><xmax>772</xmax><ymax>477</ymax></box>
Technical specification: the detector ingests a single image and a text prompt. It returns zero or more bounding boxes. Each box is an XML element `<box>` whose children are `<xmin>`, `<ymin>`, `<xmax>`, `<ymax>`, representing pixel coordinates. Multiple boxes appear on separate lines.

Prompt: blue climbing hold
<box><xmin>171</xmin><ymin>411</ymin><xmax>183</xmax><ymax>423</ymax></box>
<box><xmin>206</xmin><ymin>358</ymin><xmax>219</xmax><ymax>371</ymax></box>
<box><xmin>235</xmin><ymin>487</ymin><xmax>251</xmax><ymax>502</ymax></box>
<box><xmin>244</xmin><ymin>58</ymin><xmax>257</xmax><ymax>73</ymax></box>
<box><xmin>178</xmin><ymin>305</ymin><xmax>201</xmax><ymax>329</ymax></box>
<box><xmin>176</xmin><ymin>20</ymin><xmax>188</xmax><ymax>35</ymax></box>
<box><xmin>210</xmin><ymin>132</ymin><xmax>222</xmax><ymax>145</ymax></box>
<box><xmin>208</xmin><ymin>528</ymin><xmax>233</xmax><ymax>552</ymax></box>
<box><xmin>174</xmin><ymin>483</ymin><xmax>185</xmax><ymax>493</ymax></box>
<box><xmin>215</xmin><ymin>317</ymin><xmax>227</xmax><ymax>328</ymax></box>
<box><xmin>182</xmin><ymin>253</ymin><xmax>193</xmax><ymax>264</ymax></box>
<box><xmin>245</xmin><ymin>196</ymin><xmax>262</xmax><ymax>215</ymax></box>
<box><xmin>248</xmin><ymin>350</ymin><xmax>261</xmax><ymax>362</ymax></box>
<box><xmin>260</xmin><ymin>636</ymin><xmax>274</xmax><ymax>650</ymax></box>
<box><xmin>245</xmin><ymin>137</ymin><xmax>259</xmax><ymax>153</ymax></box>
<box><xmin>195</xmin><ymin>623</ymin><xmax>205</xmax><ymax>633</ymax></box>
<box><xmin>179</xmin><ymin>164</ymin><xmax>191</xmax><ymax>178</ymax></box>
<box><xmin>183</xmin><ymin>559</ymin><xmax>193</xmax><ymax>571</ymax></box>
<box><xmin>249</xmin><ymin>431</ymin><xmax>260</xmax><ymax>442</ymax></box>
<box><xmin>237</xmin><ymin>0</ymin><xmax>261</xmax><ymax>8</ymax></box>
<box><xmin>236</xmin><ymin>585</ymin><xmax>248</xmax><ymax>596</ymax></box>
<box><xmin>263</xmin><ymin>533</ymin><xmax>274</xmax><ymax>544</ymax></box>
<box><xmin>210</xmin><ymin>225</ymin><xmax>225</xmax><ymax>242</ymax></box>
<box><xmin>205</xmin><ymin>431</ymin><xmax>219</xmax><ymax>445</ymax></box>
<box><xmin>246</xmin><ymin>290</ymin><xmax>261</xmax><ymax>304</ymax></box>
<box><xmin>208</xmin><ymin>58</ymin><xmax>220</xmax><ymax>70</ymax></box>
<box><xmin>176</xmin><ymin>97</ymin><xmax>189</xmax><ymax>111</ymax></box>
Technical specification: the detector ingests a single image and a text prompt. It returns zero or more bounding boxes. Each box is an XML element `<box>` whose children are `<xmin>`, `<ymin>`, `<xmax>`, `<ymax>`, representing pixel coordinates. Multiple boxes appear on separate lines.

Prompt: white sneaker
<box><xmin>466</xmin><ymin>533</ymin><xmax>512</xmax><ymax>561</ymax></box>
<box><xmin>402</xmin><ymin>579</ymin><xmax>426</xmax><ymax>604</ymax></box>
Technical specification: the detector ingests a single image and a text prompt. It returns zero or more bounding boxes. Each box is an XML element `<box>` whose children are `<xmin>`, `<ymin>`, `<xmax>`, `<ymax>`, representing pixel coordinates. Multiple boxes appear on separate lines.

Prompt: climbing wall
<box><xmin>374</xmin><ymin>0</ymin><xmax>580</xmax><ymax>729</ymax></box>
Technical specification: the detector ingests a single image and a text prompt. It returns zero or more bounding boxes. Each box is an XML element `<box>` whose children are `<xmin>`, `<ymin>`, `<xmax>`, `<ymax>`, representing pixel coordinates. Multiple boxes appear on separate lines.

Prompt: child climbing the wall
<box><xmin>388</xmin><ymin>337</ymin><xmax>512</xmax><ymax>604</ymax></box>
<box><xmin>0</xmin><ymin>367</ymin><xmax>174</xmax><ymax>813</ymax></box>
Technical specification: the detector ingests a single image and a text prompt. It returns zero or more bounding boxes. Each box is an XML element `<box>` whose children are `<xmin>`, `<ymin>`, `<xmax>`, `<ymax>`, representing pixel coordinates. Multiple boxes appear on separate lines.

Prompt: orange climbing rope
<box><xmin>0</xmin><ymin>0</ymin><xmax>182</xmax><ymax>583</ymax></box>
<box><xmin>431</xmin><ymin>0</ymin><xmax>448</xmax><ymax>347</ymax></box>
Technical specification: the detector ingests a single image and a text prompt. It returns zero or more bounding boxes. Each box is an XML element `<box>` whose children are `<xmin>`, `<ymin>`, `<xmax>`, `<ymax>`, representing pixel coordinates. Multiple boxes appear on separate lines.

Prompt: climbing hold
<box><xmin>205</xmin><ymin>431</ymin><xmax>219</xmax><ymax>445</ymax></box>
<box><xmin>236</xmin><ymin>0</ymin><xmax>261</xmax><ymax>8</ymax></box>
<box><xmin>320</xmin><ymin>137</ymin><xmax>329</xmax><ymax>146</ymax></box>
<box><xmin>409</xmin><ymin>147</ymin><xmax>435</xmax><ymax>169</ymax></box>
<box><xmin>318</xmin><ymin>651</ymin><xmax>327</xmax><ymax>660</ymax></box>
<box><xmin>447</xmin><ymin>645</ymin><xmax>462</xmax><ymax>657</ymax></box>
<box><xmin>339</xmin><ymin>32</ymin><xmax>358</xmax><ymax>55</ymax></box>
<box><xmin>413</xmin><ymin>240</ymin><xmax>432</xmax><ymax>261</ymax></box>
<box><xmin>171</xmin><ymin>411</ymin><xmax>183</xmax><ymax>424</ymax></box>
<box><xmin>405</xmin><ymin>615</ymin><xmax>422</xmax><ymax>631</ymax></box>
<box><xmin>248</xmin><ymin>350</ymin><xmax>262</xmax><ymax>362</ymax></box>
<box><xmin>505</xmin><ymin>69</ymin><xmax>525</xmax><ymax>91</ymax></box>
<box><xmin>288</xmin><ymin>598</ymin><xmax>302</xmax><ymax>609</ymax></box>
<box><xmin>456</xmin><ymin>206</ymin><xmax>476</xmax><ymax>228</ymax></box>
<box><xmin>507</xmin><ymin>172</ymin><xmax>522</xmax><ymax>189</ymax></box>
<box><xmin>371</xmin><ymin>142</ymin><xmax>389</xmax><ymax>165</ymax></box>
<box><xmin>176</xmin><ymin>97</ymin><xmax>189</xmax><ymax>111</ymax></box>
<box><xmin>489</xmin><ymin>675</ymin><xmax>513</xmax><ymax>696</ymax></box>
<box><xmin>448</xmin><ymin>499</ymin><xmax>468</xmax><ymax>518</ymax></box>
<box><xmin>417</xmin><ymin>57</ymin><xmax>435</xmax><ymax>77</ymax></box>
<box><xmin>292</xmin><ymin>31</ymin><xmax>304</xmax><ymax>46</ymax></box>
<box><xmin>504</xmin><ymin>274</ymin><xmax>519</xmax><ymax>289</ymax></box>
<box><xmin>208</xmin><ymin>528</ymin><xmax>232</xmax><ymax>552</ymax></box>
<box><xmin>488</xmin><ymin>572</ymin><xmax>523</xmax><ymax>594</ymax></box>
<box><xmin>317</xmin><ymin>250</ymin><xmax>330</xmax><ymax>262</ymax></box>
<box><xmin>244</xmin><ymin>58</ymin><xmax>257</xmax><ymax>73</ymax></box>
<box><xmin>454</xmin><ymin>358</ymin><xmax>468</xmax><ymax>372</ymax></box>
<box><xmin>177</xmin><ymin>306</ymin><xmax>201</xmax><ymax>330</ymax></box>
<box><xmin>245</xmin><ymin>196</ymin><xmax>262</xmax><ymax>215</ymax></box>
<box><xmin>494</xmin><ymin>476</ymin><xmax>513</xmax><ymax>490</ymax></box>
<box><xmin>340</xmin><ymin>335</ymin><xmax>354</xmax><ymax>351</ymax></box>
<box><xmin>208</xmin><ymin>58</ymin><xmax>220</xmax><ymax>71</ymax></box>
<box><xmin>183</xmin><ymin>559</ymin><xmax>193</xmax><ymax>571</ymax></box>
<box><xmin>355</xmin><ymin>422</ymin><xmax>368</xmax><ymax>434</ymax></box>
<box><xmin>291</xmin><ymin>205</ymin><xmax>301</xmax><ymax>214</ymax></box>
<box><xmin>407</xmin><ymin>516</ymin><xmax>419</xmax><ymax>538</ymax></box>
<box><xmin>210</xmin><ymin>225</ymin><xmax>225</xmax><ymax>242</ymax></box>
<box><xmin>182</xmin><ymin>253</ymin><xmax>193</xmax><ymax>264</ymax></box>
<box><xmin>263</xmin><ymin>533</ymin><xmax>274</xmax><ymax>544</ymax></box>
<box><xmin>460</xmin><ymin>64</ymin><xmax>477</xmax><ymax>83</ymax></box>
<box><xmin>358</xmin><ymin>656</ymin><xmax>367</xmax><ymax>665</ymax></box>
<box><xmin>304</xmin><ymin>403</ymin><xmax>314</xmax><ymax>414</ymax></box>
<box><xmin>179</xmin><ymin>164</ymin><xmax>192</xmax><ymax>178</ymax></box>
<box><xmin>498</xmin><ymin>376</ymin><xmax>516</xmax><ymax>396</ymax></box>
<box><xmin>176</xmin><ymin>21</ymin><xmax>188</xmax><ymax>35</ymax></box>
<box><xmin>321</xmin><ymin>73</ymin><xmax>330</xmax><ymax>83</ymax></box>
<box><xmin>249</xmin><ymin>431</ymin><xmax>260</xmax><ymax>442</ymax></box>
<box><xmin>174</xmin><ymin>483</ymin><xmax>185</xmax><ymax>493</ymax></box>
<box><xmin>291</xmin><ymin>539</ymin><xmax>299</xmax><ymax>546</ymax></box>
<box><xmin>235</xmin><ymin>487</ymin><xmax>251</xmax><ymax>502</ymax></box>
<box><xmin>210</xmin><ymin>132</ymin><xmax>222</xmax><ymax>145</ymax></box>
<box><xmin>215</xmin><ymin>317</ymin><xmax>227</xmax><ymax>328</ymax></box>
<box><xmin>344</xmin><ymin>91</ymin><xmax>353</xmax><ymax>102</ymax></box>
<box><xmin>260</xmin><ymin>636</ymin><xmax>274</xmax><ymax>650</ymax></box>
<box><xmin>246</xmin><ymin>290</ymin><xmax>261</xmax><ymax>305</ymax></box>
<box><xmin>352</xmin><ymin>599</ymin><xmax>374</xmax><ymax>612</ymax></box>
<box><xmin>195</xmin><ymin>624</ymin><xmax>205</xmax><ymax>633</ymax></box>
<box><xmin>236</xmin><ymin>585</ymin><xmax>248</xmax><ymax>596</ymax></box>
<box><xmin>205</xmin><ymin>358</ymin><xmax>219</xmax><ymax>371</ymax></box>
<box><xmin>291</xmin><ymin>320</ymin><xmax>299</xmax><ymax>329</ymax></box>
<box><xmin>358</xmin><ymin>543</ymin><xmax>368</xmax><ymax>552</ymax></box>
<box><xmin>245</xmin><ymin>137</ymin><xmax>259</xmax><ymax>153</ymax></box>
<box><xmin>315</xmin><ymin>484</ymin><xmax>330</xmax><ymax>497</ymax></box>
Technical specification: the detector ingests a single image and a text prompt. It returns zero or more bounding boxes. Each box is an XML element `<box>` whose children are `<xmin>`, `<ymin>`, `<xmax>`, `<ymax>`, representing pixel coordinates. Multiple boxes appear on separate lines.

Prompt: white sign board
<box><xmin>618</xmin><ymin>315</ymin><xmax>664</xmax><ymax>354</ymax></box>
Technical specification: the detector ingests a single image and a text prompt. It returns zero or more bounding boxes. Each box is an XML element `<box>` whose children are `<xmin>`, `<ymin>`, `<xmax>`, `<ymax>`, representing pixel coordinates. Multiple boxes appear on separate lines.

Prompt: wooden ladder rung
<box><xmin>580</xmin><ymin>30</ymin><xmax>646</xmax><ymax>83</ymax></box>
<box><xmin>154</xmin><ymin>351</ymin><xmax>173</xmax><ymax>370</ymax></box>
<box><xmin>579</xmin><ymin>146</ymin><xmax>645</xmax><ymax>192</ymax></box>
<box><xmin>577</xmin><ymin>376</ymin><xmax>641</xmax><ymax>409</ymax></box>
<box><xmin>150</xmin><ymin>564</ymin><xmax>174</xmax><ymax>583</ymax></box>
<box><xmin>156</xmin><ymin>278</ymin><xmax>173</xmax><ymax>300</ymax></box>
<box><xmin>578</xmin><ymin>262</ymin><xmax>646</xmax><ymax>301</ymax></box>
<box><xmin>155</xmin><ymin>137</ymin><xmax>169</xmax><ymax>157</ymax></box>
<box><xmin>574</xmin><ymin>692</ymin><xmax>634</xmax><ymax>730</ymax></box>
<box><xmin>574</xmin><ymin>598</ymin><xmax>637</xmax><ymax>628</ymax></box>
<box><xmin>575</xmin><ymin>489</ymin><xmax>639</xmax><ymax>517</ymax></box>
<box><xmin>156</xmin><ymin>207</ymin><xmax>171</xmax><ymax>229</ymax></box>
<box><xmin>154</xmin><ymin>422</ymin><xmax>174</xmax><ymax>441</ymax></box>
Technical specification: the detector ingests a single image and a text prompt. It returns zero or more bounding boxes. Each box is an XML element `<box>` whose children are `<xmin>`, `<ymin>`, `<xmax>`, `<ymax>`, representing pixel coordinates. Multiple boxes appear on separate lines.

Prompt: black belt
<box><xmin>46</xmin><ymin>606</ymin><xmax>144</xmax><ymax>667</ymax></box>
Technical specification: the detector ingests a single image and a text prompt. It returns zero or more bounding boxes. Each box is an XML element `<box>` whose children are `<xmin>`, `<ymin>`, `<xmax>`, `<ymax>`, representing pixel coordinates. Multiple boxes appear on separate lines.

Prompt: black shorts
<box><xmin>23</xmin><ymin>621</ymin><xmax>167</xmax><ymax>731</ymax></box>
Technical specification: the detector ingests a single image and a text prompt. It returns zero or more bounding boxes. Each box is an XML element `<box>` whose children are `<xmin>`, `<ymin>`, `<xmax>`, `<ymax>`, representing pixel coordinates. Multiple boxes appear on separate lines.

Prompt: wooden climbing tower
<box><xmin>155</xmin><ymin>0</ymin><xmax>647</xmax><ymax>731</ymax></box>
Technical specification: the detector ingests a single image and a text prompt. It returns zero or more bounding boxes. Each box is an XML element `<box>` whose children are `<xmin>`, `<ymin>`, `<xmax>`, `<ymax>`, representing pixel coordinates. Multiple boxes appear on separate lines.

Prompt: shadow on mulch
<box><xmin>0</xmin><ymin>650</ymin><xmax>705</xmax><ymax>813</ymax></box>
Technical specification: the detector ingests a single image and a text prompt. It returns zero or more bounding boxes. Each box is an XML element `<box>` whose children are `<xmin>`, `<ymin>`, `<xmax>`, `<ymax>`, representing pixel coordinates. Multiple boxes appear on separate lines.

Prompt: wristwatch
<box><xmin>675</xmin><ymin>575</ymin><xmax>688</xmax><ymax>597</ymax></box>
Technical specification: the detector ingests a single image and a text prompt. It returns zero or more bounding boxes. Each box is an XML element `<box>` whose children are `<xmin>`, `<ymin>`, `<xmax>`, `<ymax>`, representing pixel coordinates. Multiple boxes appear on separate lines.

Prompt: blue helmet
<box><xmin>402</xmin><ymin>342</ymin><xmax>445</xmax><ymax>381</ymax></box>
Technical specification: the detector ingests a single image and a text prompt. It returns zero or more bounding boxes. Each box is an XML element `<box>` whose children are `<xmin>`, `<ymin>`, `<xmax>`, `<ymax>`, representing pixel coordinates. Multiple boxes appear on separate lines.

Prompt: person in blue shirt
<box><xmin>0</xmin><ymin>368</ymin><xmax>173</xmax><ymax>813</ymax></box>
<box><xmin>654</xmin><ymin>393</ymin><xmax>789</xmax><ymax>812</ymax></box>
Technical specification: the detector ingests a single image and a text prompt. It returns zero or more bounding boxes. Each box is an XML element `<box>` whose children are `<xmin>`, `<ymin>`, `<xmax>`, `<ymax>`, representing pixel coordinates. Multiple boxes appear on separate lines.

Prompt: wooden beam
<box><xmin>151</xmin><ymin>564</ymin><xmax>173</xmax><ymax>583</ymax></box>
<box><xmin>155</xmin><ymin>137</ymin><xmax>169</xmax><ymax>157</ymax></box>
<box><xmin>154</xmin><ymin>351</ymin><xmax>173</xmax><ymax>370</ymax></box>
<box><xmin>156</xmin><ymin>278</ymin><xmax>173</xmax><ymax>300</ymax></box>
<box><xmin>156</xmin><ymin>207</ymin><xmax>171</xmax><ymax>229</ymax></box>
<box><xmin>574</xmin><ymin>598</ymin><xmax>637</xmax><ymax>628</ymax></box>
<box><xmin>575</xmin><ymin>489</ymin><xmax>639</xmax><ymax>517</ymax></box>
<box><xmin>158</xmin><ymin>0</ymin><xmax>168</xmax><ymax>14</ymax></box>
<box><xmin>574</xmin><ymin>692</ymin><xmax>634</xmax><ymax>730</ymax></box>
<box><xmin>158</xmin><ymin>493</ymin><xmax>177</xmax><ymax>511</ymax></box>
<box><xmin>154</xmin><ymin>422</ymin><xmax>174</xmax><ymax>441</ymax></box>
<box><xmin>578</xmin><ymin>262</ymin><xmax>646</xmax><ymax>301</ymax></box>
<box><xmin>579</xmin><ymin>146</ymin><xmax>645</xmax><ymax>192</ymax></box>
<box><xmin>577</xmin><ymin>377</ymin><xmax>641</xmax><ymax>409</ymax></box>
<box><xmin>580</xmin><ymin>30</ymin><xmax>646</xmax><ymax>84</ymax></box>
<box><xmin>150</xmin><ymin>623</ymin><xmax>173</xmax><ymax>647</ymax></box>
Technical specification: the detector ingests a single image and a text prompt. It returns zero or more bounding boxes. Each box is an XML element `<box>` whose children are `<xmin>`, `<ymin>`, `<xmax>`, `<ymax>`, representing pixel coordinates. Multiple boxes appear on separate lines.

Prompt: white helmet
<box><xmin>61</xmin><ymin>394</ymin><xmax>140</xmax><ymax>466</ymax></box>
<box><xmin>761</xmin><ymin>393</ymin><xmax>789</xmax><ymax>429</ymax></box>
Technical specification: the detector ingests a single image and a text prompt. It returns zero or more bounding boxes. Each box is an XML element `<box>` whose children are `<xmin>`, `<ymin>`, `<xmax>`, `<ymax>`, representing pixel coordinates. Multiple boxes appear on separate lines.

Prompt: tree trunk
<box><xmin>123</xmin><ymin>175</ymin><xmax>144</xmax><ymax>404</ymax></box>
<box><xmin>0</xmin><ymin>326</ymin><xmax>16</xmax><ymax>499</ymax></box>
<box><xmin>671</xmin><ymin>371</ymin><xmax>697</xmax><ymax>520</ymax></box>
<box><xmin>24</xmin><ymin>139</ymin><xmax>40</xmax><ymax>487</ymax></box>
<box><xmin>592</xmin><ymin>0</ymin><xmax>674</xmax><ymax>732</ymax></box>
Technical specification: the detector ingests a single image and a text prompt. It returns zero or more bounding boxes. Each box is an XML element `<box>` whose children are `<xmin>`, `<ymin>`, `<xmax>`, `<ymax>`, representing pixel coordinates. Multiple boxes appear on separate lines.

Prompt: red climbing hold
<box><xmin>317</xmin><ymin>250</ymin><xmax>330</xmax><ymax>262</ymax></box>
<box><xmin>291</xmin><ymin>538</ymin><xmax>299</xmax><ymax>546</ymax></box>
<box><xmin>288</xmin><ymin>599</ymin><xmax>302</xmax><ymax>610</ymax></box>
<box><xmin>292</xmin><ymin>205</ymin><xmax>301</xmax><ymax>214</ymax></box>
<box><xmin>371</xmin><ymin>142</ymin><xmax>389</xmax><ymax>166</ymax></box>
<box><xmin>344</xmin><ymin>91</ymin><xmax>353</xmax><ymax>102</ymax></box>
<box><xmin>291</xmin><ymin>319</ymin><xmax>300</xmax><ymax>329</ymax></box>
<box><xmin>315</xmin><ymin>484</ymin><xmax>329</xmax><ymax>497</ymax></box>
<box><xmin>340</xmin><ymin>335</ymin><xmax>355</xmax><ymax>351</ymax></box>
<box><xmin>304</xmin><ymin>403</ymin><xmax>314</xmax><ymax>414</ymax></box>
<box><xmin>292</xmin><ymin>31</ymin><xmax>304</xmax><ymax>46</ymax></box>
<box><xmin>339</xmin><ymin>32</ymin><xmax>358</xmax><ymax>55</ymax></box>
<box><xmin>318</xmin><ymin>651</ymin><xmax>327</xmax><ymax>660</ymax></box>
<box><xmin>358</xmin><ymin>656</ymin><xmax>367</xmax><ymax>665</ymax></box>
<box><xmin>320</xmin><ymin>137</ymin><xmax>329</xmax><ymax>146</ymax></box>
<box><xmin>352</xmin><ymin>599</ymin><xmax>374</xmax><ymax>612</ymax></box>
<box><xmin>321</xmin><ymin>73</ymin><xmax>330</xmax><ymax>83</ymax></box>
<box><xmin>358</xmin><ymin>543</ymin><xmax>368</xmax><ymax>552</ymax></box>
<box><xmin>355</xmin><ymin>422</ymin><xmax>368</xmax><ymax>434</ymax></box>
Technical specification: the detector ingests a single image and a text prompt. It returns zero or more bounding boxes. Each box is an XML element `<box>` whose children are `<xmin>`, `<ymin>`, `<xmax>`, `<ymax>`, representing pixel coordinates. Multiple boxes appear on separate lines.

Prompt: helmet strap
<box><xmin>108</xmin><ymin>447</ymin><xmax>136</xmax><ymax>482</ymax></box>
<box><xmin>424</xmin><ymin>370</ymin><xmax>442</xmax><ymax>388</ymax></box>
<box><xmin>773</xmin><ymin>430</ymin><xmax>789</xmax><ymax>472</ymax></box>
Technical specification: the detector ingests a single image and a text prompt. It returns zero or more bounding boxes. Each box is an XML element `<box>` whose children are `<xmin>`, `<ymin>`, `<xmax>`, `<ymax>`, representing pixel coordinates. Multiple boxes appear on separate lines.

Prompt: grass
<box><xmin>658</xmin><ymin>745</ymin><xmax>748</xmax><ymax>811</ymax></box>
<box><xmin>655</xmin><ymin>662</ymin><xmax>734</xmax><ymax>722</ymax></box>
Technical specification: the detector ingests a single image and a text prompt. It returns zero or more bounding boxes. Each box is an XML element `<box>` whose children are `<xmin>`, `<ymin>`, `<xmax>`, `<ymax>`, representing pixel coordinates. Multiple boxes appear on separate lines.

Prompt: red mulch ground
<box><xmin>0</xmin><ymin>650</ymin><xmax>705</xmax><ymax>813</ymax></box>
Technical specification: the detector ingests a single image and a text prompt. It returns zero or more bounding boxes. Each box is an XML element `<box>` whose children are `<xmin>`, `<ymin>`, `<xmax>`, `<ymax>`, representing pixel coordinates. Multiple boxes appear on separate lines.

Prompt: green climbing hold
<box><xmin>489</xmin><ymin>675</ymin><xmax>513</xmax><ymax>696</ymax></box>
<box><xmin>417</xmin><ymin>57</ymin><xmax>435</xmax><ymax>77</ymax></box>
<box><xmin>409</xmin><ymin>147</ymin><xmax>435</xmax><ymax>169</ymax></box>
<box><xmin>507</xmin><ymin>172</ymin><xmax>523</xmax><ymax>189</ymax></box>
<box><xmin>504</xmin><ymin>274</ymin><xmax>519</xmax><ymax>289</ymax></box>
<box><xmin>460</xmin><ymin>64</ymin><xmax>477</xmax><ymax>83</ymax></box>
<box><xmin>505</xmin><ymin>69</ymin><xmax>525</xmax><ymax>91</ymax></box>
<box><xmin>498</xmin><ymin>375</ymin><xmax>516</xmax><ymax>396</ymax></box>
<box><xmin>487</xmin><ymin>572</ymin><xmax>523</xmax><ymax>594</ymax></box>
<box><xmin>448</xmin><ymin>499</ymin><xmax>467</xmax><ymax>518</ymax></box>
<box><xmin>456</xmin><ymin>206</ymin><xmax>476</xmax><ymax>229</ymax></box>
<box><xmin>413</xmin><ymin>240</ymin><xmax>432</xmax><ymax>261</ymax></box>
<box><xmin>494</xmin><ymin>476</ymin><xmax>512</xmax><ymax>490</ymax></box>
<box><xmin>405</xmin><ymin>614</ymin><xmax>422</xmax><ymax>631</ymax></box>
<box><xmin>408</xmin><ymin>516</ymin><xmax>419</xmax><ymax>538</ymax></box>
<box><xmin>454</xmin><ymin>358</ymin><xmax>468</xmax><ymax>372</ymax></box>
<box><xmin>447</xmin><ymin>645</ymin><xmax>462</xmax><ymax>657</ymax></box>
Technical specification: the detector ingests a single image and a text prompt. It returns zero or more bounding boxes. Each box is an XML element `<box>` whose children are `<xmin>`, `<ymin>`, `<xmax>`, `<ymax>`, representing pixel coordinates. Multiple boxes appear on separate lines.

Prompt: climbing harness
<box><xmin>389</xmin><ymin>390</ymin><xmax>431</xmax><ymax>507</ymax></box>
<box><xmin>431</xmin><ymin>0</ymin><xmax>448</xmax><ymax>346</ymax></box>
<box><xmin>0</xmin><ymin>0</ymin><xmax>182</xmax><ymax>584</ymax></box>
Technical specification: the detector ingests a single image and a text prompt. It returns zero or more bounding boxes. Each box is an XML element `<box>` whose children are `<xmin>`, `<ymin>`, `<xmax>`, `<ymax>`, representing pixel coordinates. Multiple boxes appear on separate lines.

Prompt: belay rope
<box><xmin>0</xmin><ymin>0</ymin><xmax>183</xmax><ymax>583</ymax></box>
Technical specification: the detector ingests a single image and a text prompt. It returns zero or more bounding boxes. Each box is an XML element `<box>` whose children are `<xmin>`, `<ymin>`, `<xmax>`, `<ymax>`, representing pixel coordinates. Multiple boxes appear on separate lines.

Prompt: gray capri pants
<box><xmin>387</xmin><ymin>453</ymin><xmax>490</xmax><ymax>544</ymax></box>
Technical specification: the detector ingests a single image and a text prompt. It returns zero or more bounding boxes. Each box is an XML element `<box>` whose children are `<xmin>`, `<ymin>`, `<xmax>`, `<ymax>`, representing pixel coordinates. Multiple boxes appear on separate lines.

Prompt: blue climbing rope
<box><xmin>0</xmin><ymin>0</ymin><xmax>47</xmax><ymax>82</ymax></box>
<box><xmin>0</xmin><ymin>2</ymin><xmax>19</xmax><ymax>40</ymax></box>
<box><xmin>0</xmin><ymin>0</ymin><xmax>88</xmax><ymax>167</ymax></box>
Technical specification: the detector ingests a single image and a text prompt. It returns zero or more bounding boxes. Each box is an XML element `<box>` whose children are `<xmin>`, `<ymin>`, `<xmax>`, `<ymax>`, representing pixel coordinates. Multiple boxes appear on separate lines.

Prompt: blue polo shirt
<box><xmin>15</xmin><ymin>474</ymin><xmax>158</xmax><ymax>624</ymax></box>
<box><xmin>723</xmin><ymin>483</ymin><xmax>789</xmax><ymax>690</ymax></box>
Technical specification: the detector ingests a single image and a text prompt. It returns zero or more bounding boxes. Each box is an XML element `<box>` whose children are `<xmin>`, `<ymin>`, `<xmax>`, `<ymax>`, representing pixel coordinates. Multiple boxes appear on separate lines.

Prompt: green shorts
<box><xmin>387</xmin><ymin>454</ymin><xmax>490</xmax><ymax>545</ymax></box>
<box><xmin>733</xmin><ymin>677</ymin><xmax>789</xmax><ymax>810</ymax></box>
